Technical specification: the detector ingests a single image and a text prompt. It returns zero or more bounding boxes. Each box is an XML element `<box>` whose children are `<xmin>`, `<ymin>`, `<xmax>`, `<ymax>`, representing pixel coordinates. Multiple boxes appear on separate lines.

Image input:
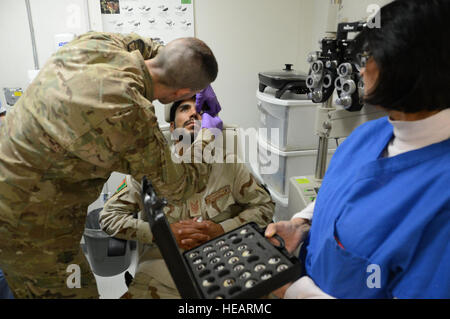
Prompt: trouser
<box><xmin>0</xmin><ymin>209</ymin><xmax>99</xmax><ymax>299</ymax></box>
<box><xmin>0</xmin><ymin>242</ymin><xmax>98</xmax><ymax>299</ymax></box>
<box><xmin>124</xmin><ymin>259</ymin><xmax>180</xmax><ymax>299</ymax></box>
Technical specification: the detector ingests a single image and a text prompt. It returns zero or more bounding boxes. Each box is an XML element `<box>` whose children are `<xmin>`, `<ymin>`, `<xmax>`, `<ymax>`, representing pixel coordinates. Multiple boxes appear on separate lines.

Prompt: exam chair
<box><xmin>82</xmin><ymin>208</ymin><xmax>132</xmax><ymax>277</ymax></box>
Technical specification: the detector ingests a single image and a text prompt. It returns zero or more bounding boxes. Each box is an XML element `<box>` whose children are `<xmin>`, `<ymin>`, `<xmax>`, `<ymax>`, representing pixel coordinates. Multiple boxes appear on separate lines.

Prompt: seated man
<box><xmin>99</xmin><ymin>95</ymin><xmax>275</xmax><ymax>299</ymax></box>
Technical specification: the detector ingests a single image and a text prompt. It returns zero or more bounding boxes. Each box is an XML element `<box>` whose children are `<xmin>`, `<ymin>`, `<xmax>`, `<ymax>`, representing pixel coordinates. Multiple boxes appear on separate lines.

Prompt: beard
<box><xmin>178</xmin><ymin>131</ymin><xmax>195</xmax><ymax>145</ymax></box>
<box><xmin>171</xmin><ymin>119</ymin><xmax>201</xmax><ymax>146</ymax></box>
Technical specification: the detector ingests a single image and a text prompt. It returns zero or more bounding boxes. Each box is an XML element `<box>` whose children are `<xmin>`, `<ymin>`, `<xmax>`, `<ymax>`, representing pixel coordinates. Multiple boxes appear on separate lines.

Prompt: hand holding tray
<box><xmin>141</xmin><ymin>176</ymin><xmax>303</xmax><ymax>299</ymax></box>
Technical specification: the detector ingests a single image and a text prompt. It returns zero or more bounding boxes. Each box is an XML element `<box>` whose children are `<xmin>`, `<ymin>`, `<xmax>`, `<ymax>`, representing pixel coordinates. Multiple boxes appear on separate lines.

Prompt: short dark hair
<box><xmin>352</xmin><ymin>0</ymin><xmax>450</xmax><ymax>113</ymax></box>
<box><xmin>154</xmin><ymin>38</ymin><xmax>218</xmax><ymax>91</ymax></box>
<box><xmin>169</xmin><ymin>96</ymin><xmax>196</xmax><ymax>122</ymax></box>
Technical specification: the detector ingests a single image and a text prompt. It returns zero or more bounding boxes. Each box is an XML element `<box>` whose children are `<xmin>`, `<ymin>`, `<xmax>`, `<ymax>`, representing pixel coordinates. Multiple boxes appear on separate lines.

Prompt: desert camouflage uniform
<box><xmin>99</xmin><ymin>160</ymin><xmax>275</xmax><ymax>299</ymax></box>
<box><xmin>0</xmin><ymin>32</ymin><xmax>214</xmax><ymax>298</ymax></box>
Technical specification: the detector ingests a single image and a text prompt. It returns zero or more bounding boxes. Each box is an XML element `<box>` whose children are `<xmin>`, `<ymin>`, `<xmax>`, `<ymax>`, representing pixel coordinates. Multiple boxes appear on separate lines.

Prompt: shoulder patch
<box><xmin>114</xmin><ymin>178</ymin><xmax>127</xmax><ymax>194</ymax></box>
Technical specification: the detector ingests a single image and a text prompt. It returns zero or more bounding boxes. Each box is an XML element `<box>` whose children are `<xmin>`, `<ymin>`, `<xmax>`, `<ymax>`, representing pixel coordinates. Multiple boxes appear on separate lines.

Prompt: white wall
<box><xmin>193</xmin><ymin>0</ymin><xmax>307</xmax><ymax>130</ymax></box>
<box><xmin>29</xmin><ymin>0</ymin><xmax>91</xmax><ymax>69</ymax></box>
<box><xmin>0</xmin><ymin>0</ymin><xmax>92</xmax><ymax>111</ymax></box>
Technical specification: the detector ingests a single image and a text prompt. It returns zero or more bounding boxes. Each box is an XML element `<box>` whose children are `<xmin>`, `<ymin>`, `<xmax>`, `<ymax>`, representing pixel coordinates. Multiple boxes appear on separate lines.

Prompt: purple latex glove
<box><xmin>195</xmin><ymin>85</ymin><xmax>222</xmax><ymax>116</ymax></box>
<box><xmin>201</xmin><ymin>112</ymin><xmax>223</xmax><ymax>130</ymax></box>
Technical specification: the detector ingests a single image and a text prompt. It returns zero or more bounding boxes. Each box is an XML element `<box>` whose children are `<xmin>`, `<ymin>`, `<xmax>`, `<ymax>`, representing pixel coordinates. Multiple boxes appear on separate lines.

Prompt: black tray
<box><xmin>183</xmin><ymin>222</ymin><xmax>303</xmax><ymax>299</ymax></box>
<box><xmin>141</xmin><ymin>176</ymin><xmax>303</xmax><ymax>299</ymax></box>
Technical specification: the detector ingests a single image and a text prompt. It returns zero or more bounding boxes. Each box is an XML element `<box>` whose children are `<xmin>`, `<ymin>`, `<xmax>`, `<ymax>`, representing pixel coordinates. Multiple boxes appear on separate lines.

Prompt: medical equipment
<box><xmin>256</xmin><ymin>87</ymin><xmax>326</xmax><ymax>152</ymax></box>
<box><xmin>255</xmin><ymin>85</ymin><xmax>327</xmax><ymax>221</ymax></box>
<box><xmin>289</xmin><ymin>21</ymin><xmax>386</xmax><ymax>214</ymax></box>
<box><xmin>306</xmin><ymin>21</ymin><xmax>366</xmax><ymax>112</ymax></box>
<box><xmin>83</xmin><ymin>208</ymin><xmax>133</xmax><ymax>277</ymax></box>
<box><xmin>3</xmin><ymin>88</ymin><xmax>23</xmax><ymax>106</ymax></box>
<box><xmin>141</xmin><ymin>176</ymin><xmax>303</xmax><ymax>299</ymax></box>
<box><xmin>258</xmin><ymin>64</ymin><xmax>309</xmax><ymax>99</ymax></box>
<box><xmin>256</xmin><ymin>70</ymin><xmax>331</xmax><ymax>221</ymax></box>
<box><xmin>258</xmin><ymin>135</ymin><xmax>335</xmax><ymax>197</ymax></box>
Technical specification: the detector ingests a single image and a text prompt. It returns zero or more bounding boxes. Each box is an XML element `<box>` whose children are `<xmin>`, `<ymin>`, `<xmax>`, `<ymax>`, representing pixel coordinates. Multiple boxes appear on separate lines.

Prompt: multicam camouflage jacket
<box><xmin>0</xmin><ymin>31</ymin><xmax>213</xmax><ymax>252</ymax></box>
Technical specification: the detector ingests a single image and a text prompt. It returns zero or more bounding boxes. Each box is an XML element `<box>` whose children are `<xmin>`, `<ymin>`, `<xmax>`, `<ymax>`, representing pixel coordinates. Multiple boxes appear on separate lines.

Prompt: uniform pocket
<box><xmin>204</xmin><ymin>185</ymin><xmax>234</xmax><ymax>219</ymax></box>
<box><xmin>307</xmin><ymin>220</ymin><xmax>385</xmax><ymax>298</ymax></box>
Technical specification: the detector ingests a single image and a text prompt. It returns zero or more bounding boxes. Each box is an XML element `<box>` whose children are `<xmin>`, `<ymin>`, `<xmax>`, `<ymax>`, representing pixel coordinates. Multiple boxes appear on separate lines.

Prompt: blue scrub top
<box><xmin>302</xmin><ymin>116</ymin><xmax>450</xmax><ymax>299</ymax></box>
<box><xmin>0</xmin><ymin>269</ymin><xmax>14</xmax><ymax>299</ymax></box>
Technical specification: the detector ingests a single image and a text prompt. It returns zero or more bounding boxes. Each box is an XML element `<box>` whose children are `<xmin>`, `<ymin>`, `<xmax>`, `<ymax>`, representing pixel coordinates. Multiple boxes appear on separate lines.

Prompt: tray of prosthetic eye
<box><xmin>183</xmin><ymin>222</ymin><xmax>303</xmax><ymax>299</ymax></box>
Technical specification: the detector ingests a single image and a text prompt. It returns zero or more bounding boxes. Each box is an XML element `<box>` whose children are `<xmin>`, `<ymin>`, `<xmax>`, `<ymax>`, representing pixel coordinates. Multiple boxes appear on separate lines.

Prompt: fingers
<box><xmin>176</xmin><ymin>226</ymin><xmax>210</xmax><ymax>241</ymax></box>
<box><xmin>265</xmin><ymin>221</ymin><xmax>299</xmax><ymax>238</ymax></box>
<box><xmin>264</xmin><ymin>221</ymin><xmax>302</xmax><ymax>254</ymax></box>
<box><xmin>178</xmin><ymin>219</ymin><xmax>209</xmax><ymax>230</ymax></box>
<box><xmin>175</xmin><ymin>232</ymin><xmax>209</xmax><ymax>249</ymax></box>
<box><xmin>178</xmin><ymin>219</ymin><xmax>202</xmax><ymax>226</ymax></box>
<box><xmin>182</xmin><ymin>233</ymin><xmax>210</xmax><ymax>242</ymax></box>
<box><xmin>177</xmin><ymin>225</ymin><xmax>209</xmax><ymax>236</ymax></box>
<box><xmin>176</xmin><ymin>228</ymin><xmax>201</xmax><ymax>239</ymax></box>
<box><xmin>265</xmin><ymin>223</ymin><xmax>286</xmax><ymax>248</ymax></box>
<box><xmin>172</xmin><ymin>219</ymin><xmax>221</xmax><ymax>249</ymax></box>
<box><xmin>267</xmin><ymin>235</ymin><xmax>284</xmax><ymax>248</ymax></box>
<box><xmin>179</xmin><ymin>234</ymin><xmax>210</xmax><ymax>250</ymax></box>
<box><xmin>265</xmin><ymin>223</ymin><xmax>278</xmax><ymax>238</ymax></box>
<box><xmin>181</xmin><ymin>232</ymin><xmax>211</xmax><ymax>241</ymax></box>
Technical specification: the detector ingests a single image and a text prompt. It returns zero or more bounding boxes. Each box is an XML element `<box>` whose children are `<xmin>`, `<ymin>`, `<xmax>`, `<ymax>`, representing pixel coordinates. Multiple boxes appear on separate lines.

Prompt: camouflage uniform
<box><xmin>0</xmin><ymin>32</ymin><xmax>214</xmax><ymax>298</ymax></box>
<box><xmin>99</xmin><ymin>160</ymin><xmax>275</xmax><ymax>299</ymax></box>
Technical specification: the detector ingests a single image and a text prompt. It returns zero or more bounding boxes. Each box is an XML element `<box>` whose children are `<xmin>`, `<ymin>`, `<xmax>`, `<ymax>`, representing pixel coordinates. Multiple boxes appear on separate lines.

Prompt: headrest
<box><xmin>164</xmin><ymin>102</ymin><xmax>174</xmax><ymax>123</ymax></box>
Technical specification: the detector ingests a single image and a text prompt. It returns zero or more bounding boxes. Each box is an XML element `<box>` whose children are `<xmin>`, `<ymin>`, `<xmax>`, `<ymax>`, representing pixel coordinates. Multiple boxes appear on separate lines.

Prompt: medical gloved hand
<box><xmin>196</xmin><ymin>85</ymin><xmax>222</xmax><ymax>117</ymax></box>
<box><xmin>201</xmin><ymin>112</ymin><xmax>223</xmax><ymax>130</ymax></box>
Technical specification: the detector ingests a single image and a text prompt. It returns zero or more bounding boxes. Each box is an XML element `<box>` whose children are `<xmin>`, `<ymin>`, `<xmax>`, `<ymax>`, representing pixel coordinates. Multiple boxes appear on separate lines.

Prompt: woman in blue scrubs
<box><xmin>266</xmin><ymin>0</ymin><xmax>450</xmax><ymax>299</ymax></box>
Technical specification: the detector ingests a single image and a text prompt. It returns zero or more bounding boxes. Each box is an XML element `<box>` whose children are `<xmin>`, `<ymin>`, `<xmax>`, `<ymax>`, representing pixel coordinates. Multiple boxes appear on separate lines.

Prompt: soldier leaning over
<box><xmin>0</xmin><ymin>32</ymin><xmax>220</xmax><ymax>298</ymax></box>
<box><xmin>99</xmin><ymin>95</ymin><xmax>275</xmax><ymax>298</ymax></box>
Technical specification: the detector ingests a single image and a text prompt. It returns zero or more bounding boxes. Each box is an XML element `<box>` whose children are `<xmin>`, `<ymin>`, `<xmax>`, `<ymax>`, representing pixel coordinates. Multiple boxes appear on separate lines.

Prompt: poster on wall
<box><xmin>100</xmin><ymin>0</ymin><xmax>194</xmax><ymax>45</ymax></box>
